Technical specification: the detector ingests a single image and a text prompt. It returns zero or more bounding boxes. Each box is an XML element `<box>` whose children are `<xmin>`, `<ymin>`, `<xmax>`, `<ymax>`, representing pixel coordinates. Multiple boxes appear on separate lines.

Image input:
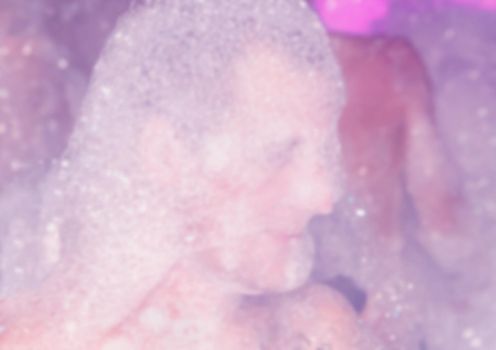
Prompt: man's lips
<box><xmin>275</xmin><ymin>229</ymin><xmax>308</xmax><ymax>240</ymax></box>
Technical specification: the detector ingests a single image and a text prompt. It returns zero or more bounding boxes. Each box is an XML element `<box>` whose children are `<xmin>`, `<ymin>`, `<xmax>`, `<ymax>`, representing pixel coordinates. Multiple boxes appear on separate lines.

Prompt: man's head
<box><xmin>59</xmin><ymin>0</ymin><xmax>345</xmax><ymax>293</ymax></box>
<box><xmin>139</xmin><ymin>43</ymin><xmax>343</xmax><ymax>293</ymax></box>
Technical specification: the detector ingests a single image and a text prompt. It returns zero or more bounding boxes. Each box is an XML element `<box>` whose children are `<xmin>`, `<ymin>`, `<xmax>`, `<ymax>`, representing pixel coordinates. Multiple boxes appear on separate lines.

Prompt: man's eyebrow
<box><xmin>269</xmin><ymin>136</ymin><xmax>300</xmax><ymax>148</ymax></box>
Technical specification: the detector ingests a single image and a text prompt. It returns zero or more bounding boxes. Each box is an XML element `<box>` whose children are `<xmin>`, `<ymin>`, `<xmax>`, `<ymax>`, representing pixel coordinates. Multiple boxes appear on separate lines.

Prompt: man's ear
<box><xmin>139</xmin><ymin>117</ymin><xmax>185</xmax><ymax>184</ymax></box>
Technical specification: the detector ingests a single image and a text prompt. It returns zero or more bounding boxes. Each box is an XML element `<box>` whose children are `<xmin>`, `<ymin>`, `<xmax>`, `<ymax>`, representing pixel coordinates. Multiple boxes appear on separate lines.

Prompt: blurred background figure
<box><xmin>310</xmin><ymin>0</ymin><xmax>470</xmax><ymax>267</ymax></box>
<box><xmin>309</xmin><ymin>1</ymin><xmax>477</xmax><ymax>348</ymax></box>
<box><xmin>332</xmin><ymin>33</ymin><xmax>468</xmax><ymax>262</ymax></box>
<box><xmin>325</xmin><ymin>33</ymin><xmax>470</xmax><ymax>348</ymax></box>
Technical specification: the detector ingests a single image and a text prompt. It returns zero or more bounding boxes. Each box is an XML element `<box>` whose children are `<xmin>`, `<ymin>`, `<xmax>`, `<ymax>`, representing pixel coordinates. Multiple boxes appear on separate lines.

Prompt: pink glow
<box><xmin>314</xmin><ymin>0</ymin><xmax>496</xmax><ymax>35</ymax></box>
<box><xmin>313</xmin><ymin>0</ymin><xmax>390</xmax><ymax>34</ymax></box>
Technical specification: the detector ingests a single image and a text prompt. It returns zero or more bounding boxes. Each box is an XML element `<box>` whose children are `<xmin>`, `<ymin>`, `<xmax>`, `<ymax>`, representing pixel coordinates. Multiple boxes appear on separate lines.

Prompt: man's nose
<box><xmin>312</xmin><ymin>177</ymin><xmax>335</xmax><ymax>215</ymax></box>
<box><xmin>295</xmin><ymin>167</ymin><xmax>335</xmax><ymax>216</ymax></box>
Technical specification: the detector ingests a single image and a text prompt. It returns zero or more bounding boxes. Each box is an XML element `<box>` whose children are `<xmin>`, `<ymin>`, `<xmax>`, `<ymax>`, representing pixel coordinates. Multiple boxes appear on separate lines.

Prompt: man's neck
<box><xmin>153</xmin><ymin>258</ymin><xmax>242</xmax><ymax>323</ymax></box>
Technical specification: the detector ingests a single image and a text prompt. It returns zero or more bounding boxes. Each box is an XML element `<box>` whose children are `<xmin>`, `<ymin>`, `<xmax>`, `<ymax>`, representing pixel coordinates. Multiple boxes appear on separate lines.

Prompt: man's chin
<box><xmin>236</xmin><ymin>234</ymin><xmax>316</xmax><ymax>295</ymax></box>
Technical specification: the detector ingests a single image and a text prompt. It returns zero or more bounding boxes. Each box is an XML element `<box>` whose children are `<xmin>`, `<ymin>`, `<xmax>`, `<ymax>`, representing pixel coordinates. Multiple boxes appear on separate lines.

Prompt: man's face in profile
<box><xmin>165</xmin><ymin>45</ymin><xmax>339</xmax><ymax>293</ymax></box>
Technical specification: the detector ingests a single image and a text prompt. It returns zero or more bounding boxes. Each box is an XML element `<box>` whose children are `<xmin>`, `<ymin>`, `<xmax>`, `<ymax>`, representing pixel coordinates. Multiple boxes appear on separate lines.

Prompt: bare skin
<box><xmin>331</xmin><ymin>34</ymin><xmax>468</xmax><ymax>257</ymax></box>
<box><xmin>95</xmin><ymin>275</ymin><xmax>363</xmax><ymax>350</ymax></box>
<box><xmin>0</xmin><ymin>43</ymin><xmax>356</xmax><ymax>349</ymax></box>
<box><xmin>265</xmin><ymin>284</ymin><xmax>364</xmax><ymax>350</ymax></box>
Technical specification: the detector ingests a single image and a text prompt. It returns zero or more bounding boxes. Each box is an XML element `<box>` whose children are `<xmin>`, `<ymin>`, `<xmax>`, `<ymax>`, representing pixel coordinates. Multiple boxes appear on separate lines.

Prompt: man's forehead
<box><xmin>234</xmin><ymin>43</ymin><xmax>299</xmax><ymax>85</ymax></box>
<box><xmin>232</xmin><ymin>43</ymin><xmax>334</xmax><ymax>128</ymax></box>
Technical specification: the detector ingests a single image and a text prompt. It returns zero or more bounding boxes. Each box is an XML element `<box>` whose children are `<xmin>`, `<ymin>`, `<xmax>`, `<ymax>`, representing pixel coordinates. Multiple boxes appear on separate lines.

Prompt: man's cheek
<box><xmin>253</xmin><ymin>175</ymin><xmax>290</xmax><ymax>205</ymax></box>
<box><xmin>232</xmin><ymin>233</ymin><xmax>315</xmax><ymax>292</ymax></box>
